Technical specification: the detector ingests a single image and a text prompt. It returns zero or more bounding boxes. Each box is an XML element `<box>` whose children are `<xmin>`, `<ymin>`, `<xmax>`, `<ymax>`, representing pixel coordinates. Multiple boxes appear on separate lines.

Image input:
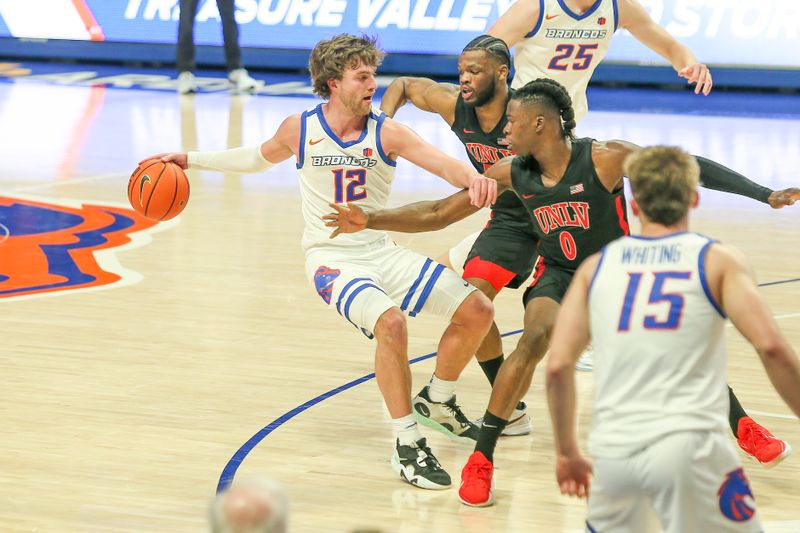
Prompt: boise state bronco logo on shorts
<box><xmin>0</xmin><ymin>195</ymin><xmax>165</xmax><ymax>300</ymax></box>
<box><xmin>314</xmin><ymin>266</ymin><xmax>341</xmax><ymax>304</ymax></box>
<box><xmin>718</xmin><ymin>467</ymin><xmax>756</xmax><ymax>522</ymax></box>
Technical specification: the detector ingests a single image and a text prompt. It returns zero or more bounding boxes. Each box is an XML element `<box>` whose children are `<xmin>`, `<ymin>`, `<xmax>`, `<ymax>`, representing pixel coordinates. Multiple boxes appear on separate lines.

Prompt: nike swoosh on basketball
<box><xmin>309</xmin><ymin>138</ymin><xmax>324</xmax><ymax>145</ymax></box>
<box><xmin>138</xmin><ymin>175</ymin><xmax>151</xmax><ymax>206</ymax></box>
<box><xmin>545</xmin><ymin>14</ymin><xmax>558</xmax><ymax>20</ymax></box>
<box><xmin>463</xmin><ymin>128</ymin><xmax>475</xmax><ymax>134</ymax></box>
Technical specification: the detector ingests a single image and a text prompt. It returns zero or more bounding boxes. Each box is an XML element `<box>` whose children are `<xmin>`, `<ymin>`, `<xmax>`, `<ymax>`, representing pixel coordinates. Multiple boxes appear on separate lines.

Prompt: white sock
<box><xmin>427</xmin><ymin>374</ymin><xmax>456</xmax><ymax>403</ymax></box>
<box><xmin>393</xmin><ymin>414</ymin><xmax>422</xmax><ymax>445</ymax></box>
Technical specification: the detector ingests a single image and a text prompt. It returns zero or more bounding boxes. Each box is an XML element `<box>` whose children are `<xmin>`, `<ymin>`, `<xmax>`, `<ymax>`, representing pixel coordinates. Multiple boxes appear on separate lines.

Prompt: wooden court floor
<box><xmin>1</xmin><ymin>78</ymin><xmax>799</xmax><ymax>532</ymax></box>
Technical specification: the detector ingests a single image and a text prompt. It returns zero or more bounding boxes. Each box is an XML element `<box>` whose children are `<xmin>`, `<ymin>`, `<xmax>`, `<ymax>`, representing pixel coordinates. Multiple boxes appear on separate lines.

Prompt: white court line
<box><xmin>8</xmin><ymin>171</ymin><xmax>127</xmax><ymax>193</ymax></box>
<box><xmin>745</xmin><ymin>409</ymin><xmax>797</xmax><ymax>421</ymax></box>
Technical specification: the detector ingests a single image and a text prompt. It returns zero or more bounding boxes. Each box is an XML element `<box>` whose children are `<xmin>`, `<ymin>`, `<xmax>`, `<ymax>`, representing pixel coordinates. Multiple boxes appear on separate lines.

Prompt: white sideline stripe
<box><xmin>9</xmin><ymin>172</ymin><xmax>127</xmax><ymax>192</ymax></box>
<box><xmin>745</xmin><ymin>410</ymin><xmax>798</xmax><ymax>421</ymax></box>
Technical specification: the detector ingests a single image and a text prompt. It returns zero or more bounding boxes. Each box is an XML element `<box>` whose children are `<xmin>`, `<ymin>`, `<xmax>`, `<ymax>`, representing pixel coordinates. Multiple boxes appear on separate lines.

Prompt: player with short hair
<box><xmin>145</xmin><ymin>33</ymin><xmax>499</xmax><ymax>490</ymax></box>
<box><xmin>546</xmin><ymin>145</ymin><xmax>800</xmax><ymax>532</ymax></box>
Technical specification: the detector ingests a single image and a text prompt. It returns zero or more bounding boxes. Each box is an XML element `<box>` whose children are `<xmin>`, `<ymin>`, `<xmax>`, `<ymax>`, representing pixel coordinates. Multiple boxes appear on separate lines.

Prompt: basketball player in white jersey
<box><xmin>490</xmin><ymin>0</ymin><xmax>712</xmax><ymax>122</ymax></box>
<box><xmin>546</xmin><ymin>146</ymin><xmax>800</xmax><ymax>532</ymax></box>
<box><xmin>144</xmin><ymin>34</ymin><xmax>500</xmax><ymax>490</ymax></box>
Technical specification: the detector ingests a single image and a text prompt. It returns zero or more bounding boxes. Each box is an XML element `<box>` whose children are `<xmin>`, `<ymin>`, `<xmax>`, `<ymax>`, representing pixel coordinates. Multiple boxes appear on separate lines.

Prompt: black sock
<box><xmin>475</xmin><ymin>411</ymin><xmax>507</xmax><ymax>462</ymax></box>
<box><xmin>729</xmin><ymin>386</ymin><xmax>749</xmax><ymax>436</ymax></box>
<box><xmin>478</xmin><ymin>355</ymin><xmax>504</xmax><ymax>386</ymax></box>
<box><xmin>478</xmin><ymin>355</ymin><xmax>525</xmax><ymax>411</ymax></box>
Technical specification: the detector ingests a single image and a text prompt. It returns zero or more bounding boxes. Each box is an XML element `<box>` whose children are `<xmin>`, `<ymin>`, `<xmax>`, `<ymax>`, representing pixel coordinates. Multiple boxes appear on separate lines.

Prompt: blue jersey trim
<box><xmin>316</xmin><ymin>102</ymin><xmax>369</xmax><ymax>148</ymax></box>
<box><xmin>612</xmin><ymin>0</ymin><xmax>619</xmax><ymax>31</ymax></box>
<box><xmin>371</xmin><ymin>111</ymin><xmax>396</xmax><ymax>167</ymax></box>
<box><xmin>698</xmin><ymin>240</ymin><xmax>726</xmax><ymax>318</ymax></box>
<box><xmin>409</xmin><ymin>263</ymin><xmax>445</xmax><ymax>317</ymax></box>
<box><xmin>586</xmin><ymin>521</ymin><xmax>598</xmax><ymax>533</ymax></box>
<box><xmin>627</xmin><ymin>231</ymin><xmax>687</xmax><ymax>241</ymax></box>
<box><xmin>588</xmin><ymin>247</ymin><xmax>607</xmax><ymax>294</ymax></box>
<box><xmin>557</xmin><ymin>0</ymin><xmax>603</xmax><ymax>20</ymax></box>
<box><xmin>401</xmin><ymin>258</ymin><xmax>433</xmax><ymax>311</ymax></box>
<box><xmin>525</xmin><ymin>0</ymin><xmax>546</xmax><ymax>38</ymax></box>
<box><xmin>296</xmin><ymin>108</ymin><xmax>309</xmax><ymax>169</ymax></box>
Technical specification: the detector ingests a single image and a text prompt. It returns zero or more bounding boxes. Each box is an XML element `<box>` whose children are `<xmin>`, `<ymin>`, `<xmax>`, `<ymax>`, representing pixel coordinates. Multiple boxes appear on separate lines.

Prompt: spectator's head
<box><xmin>210</xmin><ymin>476</ymin><xmax>289</xmax><ymax>533</ymax></box>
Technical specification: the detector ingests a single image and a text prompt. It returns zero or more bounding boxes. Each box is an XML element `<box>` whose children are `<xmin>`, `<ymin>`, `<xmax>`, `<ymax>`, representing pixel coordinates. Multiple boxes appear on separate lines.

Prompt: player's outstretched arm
<box><xmin>546</xmin><ymin>255</ymin><xmax>597</xmax><ymax>499</ymax></box>
<box><xmin>323</xmin><ymin>190</ymin><xmax>479</xmax><ymax>237</ymax></box>
<box><xmin>710</xmin><ymin>244</ymin><xmax>800</xmax><ymax>419</ymax></box>
<box><xmin>380</xmin><ymin>77</ymin><xmax>459</xmax><ymax>124</ymax></box>
<box><xmin>379</xmin><ymin>117</ymin><xmax>498</xmax><ymax>206</ymax></box>
<box><xmin>487</xmin><ymin>0</ymin><xmax>542</xmax><ymax>48</ymax></box>
<box><xmin>696</xmin><ymin>156</ymin><xmax>799</xmax><ymax>208</ymax></box>
<box><xmin>141</xmin><ymin>115</ymin><xmax>299</xmax><ymax>174</ymax></box>
<box><xmin>322</xmin><ymin>158</ymin><xmax>513</xmax><ymax>236</ymax></box>
<box><xmin>618</xmin><ymin>0</ymin><xmax>712</xmax><ymax>95</ymax></box>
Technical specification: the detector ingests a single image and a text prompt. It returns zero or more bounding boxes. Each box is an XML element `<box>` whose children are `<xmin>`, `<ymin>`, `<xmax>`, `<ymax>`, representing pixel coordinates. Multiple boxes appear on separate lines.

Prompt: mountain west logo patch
<box><xmin>0</xmin><ymin>195</ymin><xmax>168</xmax><ymax>300</ymax></box>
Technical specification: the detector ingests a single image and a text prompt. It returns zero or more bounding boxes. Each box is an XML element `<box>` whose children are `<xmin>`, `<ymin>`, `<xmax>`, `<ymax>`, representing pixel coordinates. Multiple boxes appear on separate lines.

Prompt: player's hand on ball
<box><xmin>140</xmin><ymin>152</ymin><xmax>189</xmax><ymax>170</ymax></box>
<box><xmin>323</xmin><ymin>203</ymin><xmax>368</xmax><ymax>238</ymax></box>
<box><xmin>767</xmin><ymin>187</ymin><xmax>800</xmax><ymax>209</ymax></box>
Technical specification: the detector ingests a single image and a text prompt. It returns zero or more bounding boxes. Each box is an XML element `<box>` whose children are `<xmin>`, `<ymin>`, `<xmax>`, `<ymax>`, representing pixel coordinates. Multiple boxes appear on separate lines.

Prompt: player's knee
<box><xmin>374</xmin><ymin>307</ymin><xmax>407</xmax><ymax>344</ymax></box>
<box><xmin>517</xmin><ymin>323</ymin><xmax>551</xmax><ymax>364</ymax></box>
<box><xmin>455</xmin><ymin>290</ymin><xmax>494</xmax><ymax>329</ymax></box>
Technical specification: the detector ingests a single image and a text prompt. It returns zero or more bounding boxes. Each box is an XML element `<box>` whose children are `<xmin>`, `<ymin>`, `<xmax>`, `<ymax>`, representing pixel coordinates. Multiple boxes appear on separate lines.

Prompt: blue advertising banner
<box><xmin>1</xmin><ymin>0</ymin><xmax>798</xmax><ymax>68</ymax></box>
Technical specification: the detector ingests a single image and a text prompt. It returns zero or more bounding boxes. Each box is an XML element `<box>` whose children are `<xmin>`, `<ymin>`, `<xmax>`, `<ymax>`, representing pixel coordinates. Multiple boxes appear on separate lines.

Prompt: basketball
<box><xmin>127</xmin><ymin>159</ymin><xmax>190</xmax><ymax>220</ymax></box>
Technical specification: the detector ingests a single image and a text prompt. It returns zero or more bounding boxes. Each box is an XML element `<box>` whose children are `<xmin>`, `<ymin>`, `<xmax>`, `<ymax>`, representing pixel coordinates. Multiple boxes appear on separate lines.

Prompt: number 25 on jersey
<box><xmin>549</xmin><ymin>43</ymin><xmax>598</xmax><ymax>71</ymax></box>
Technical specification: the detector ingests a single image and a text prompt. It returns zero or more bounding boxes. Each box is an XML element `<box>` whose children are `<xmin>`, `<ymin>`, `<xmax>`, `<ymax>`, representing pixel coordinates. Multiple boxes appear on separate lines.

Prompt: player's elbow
<box><xmin>756</xmin><ymin>335</ymin><xmax>793</xmax><ymax>365</ymax></box>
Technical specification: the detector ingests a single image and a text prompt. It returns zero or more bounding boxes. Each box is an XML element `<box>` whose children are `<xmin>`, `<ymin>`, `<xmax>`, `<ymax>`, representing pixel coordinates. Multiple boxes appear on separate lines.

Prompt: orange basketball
<box><xmin>127</xmin><ymin>159</ymin><xmax>190</xmax><ymax>221</ymax></box>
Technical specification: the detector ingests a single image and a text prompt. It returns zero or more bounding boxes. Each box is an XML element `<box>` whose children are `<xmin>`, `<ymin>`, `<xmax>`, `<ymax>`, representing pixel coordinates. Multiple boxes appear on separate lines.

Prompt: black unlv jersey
<box><xmin>451</xmin><ymin>94</ymin><xmax>532</xmax><ymax>230</ymax></box>
<box><xmin>511</xmin><ymin>138</ymin><xmax>629</xmax><ymax>271</ymax></box>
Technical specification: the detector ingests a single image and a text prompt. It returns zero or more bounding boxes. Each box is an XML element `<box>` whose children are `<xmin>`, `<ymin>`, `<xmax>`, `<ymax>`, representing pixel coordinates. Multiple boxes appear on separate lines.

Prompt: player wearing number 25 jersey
<box><xmin>489</xmin><ymin>0</ymin><xmax>715</xmax><ymax>123</ymax></box>
<box><xmin>509</xmin><ymin>0</ymin><xmax>616</xmax><ymax>122</ymax></box>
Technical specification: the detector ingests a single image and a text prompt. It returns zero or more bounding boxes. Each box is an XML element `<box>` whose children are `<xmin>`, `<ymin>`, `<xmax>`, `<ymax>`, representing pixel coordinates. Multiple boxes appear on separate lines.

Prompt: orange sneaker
<box><xmin>737</xmin><ymin>416</ymin><xmax>792</xmax><ymax>468</ymax></box>
<box><xmin>458</xmin><ymin>451</ymin><xmax>495</xmax><ymax>506</ymax></box>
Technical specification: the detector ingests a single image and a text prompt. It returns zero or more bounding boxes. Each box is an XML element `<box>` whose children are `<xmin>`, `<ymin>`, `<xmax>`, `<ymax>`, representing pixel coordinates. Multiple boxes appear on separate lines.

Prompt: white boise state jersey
<box><xmin>297</xmin><ymin>104</ymin><xmax>396</xmax><ymax>251</ymax></box>
<box><xmin>510</xmin><ymin>0</ymin><xmax>617</xmax><ymax>122</ymax></box>
<box><xmin>587</xmin><ymin>232</ymin><xmax>729</xmax><ymax>458</ymax></box>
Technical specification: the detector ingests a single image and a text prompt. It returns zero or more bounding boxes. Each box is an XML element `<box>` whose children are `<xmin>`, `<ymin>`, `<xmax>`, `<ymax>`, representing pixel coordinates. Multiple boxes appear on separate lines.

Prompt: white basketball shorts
<box><xmin>586</xmin><ymin>430</ymin><xmax>762</xmax><ymax>533</ymax></box>
<box><xmin>305</xmin><ymin>237</ymin><xmax>476</xmax><ymax>338</ymax></box>
<box><xmin>447</xmin><ymin>230</ymin><xmax>481</xmax><ymax>275</ymax></box>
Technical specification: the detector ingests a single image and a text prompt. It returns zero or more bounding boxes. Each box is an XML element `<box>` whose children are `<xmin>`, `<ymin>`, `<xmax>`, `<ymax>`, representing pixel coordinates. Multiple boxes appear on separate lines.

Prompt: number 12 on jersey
<box><xmin>333</xmin><ymin>168</ymin><xmax>367</xmax><ymax>203</ymax></box>
<box><xmin>617</xmin><ymin>271</ymin><xmax>692</xmax><ymax>331</ymax></box>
